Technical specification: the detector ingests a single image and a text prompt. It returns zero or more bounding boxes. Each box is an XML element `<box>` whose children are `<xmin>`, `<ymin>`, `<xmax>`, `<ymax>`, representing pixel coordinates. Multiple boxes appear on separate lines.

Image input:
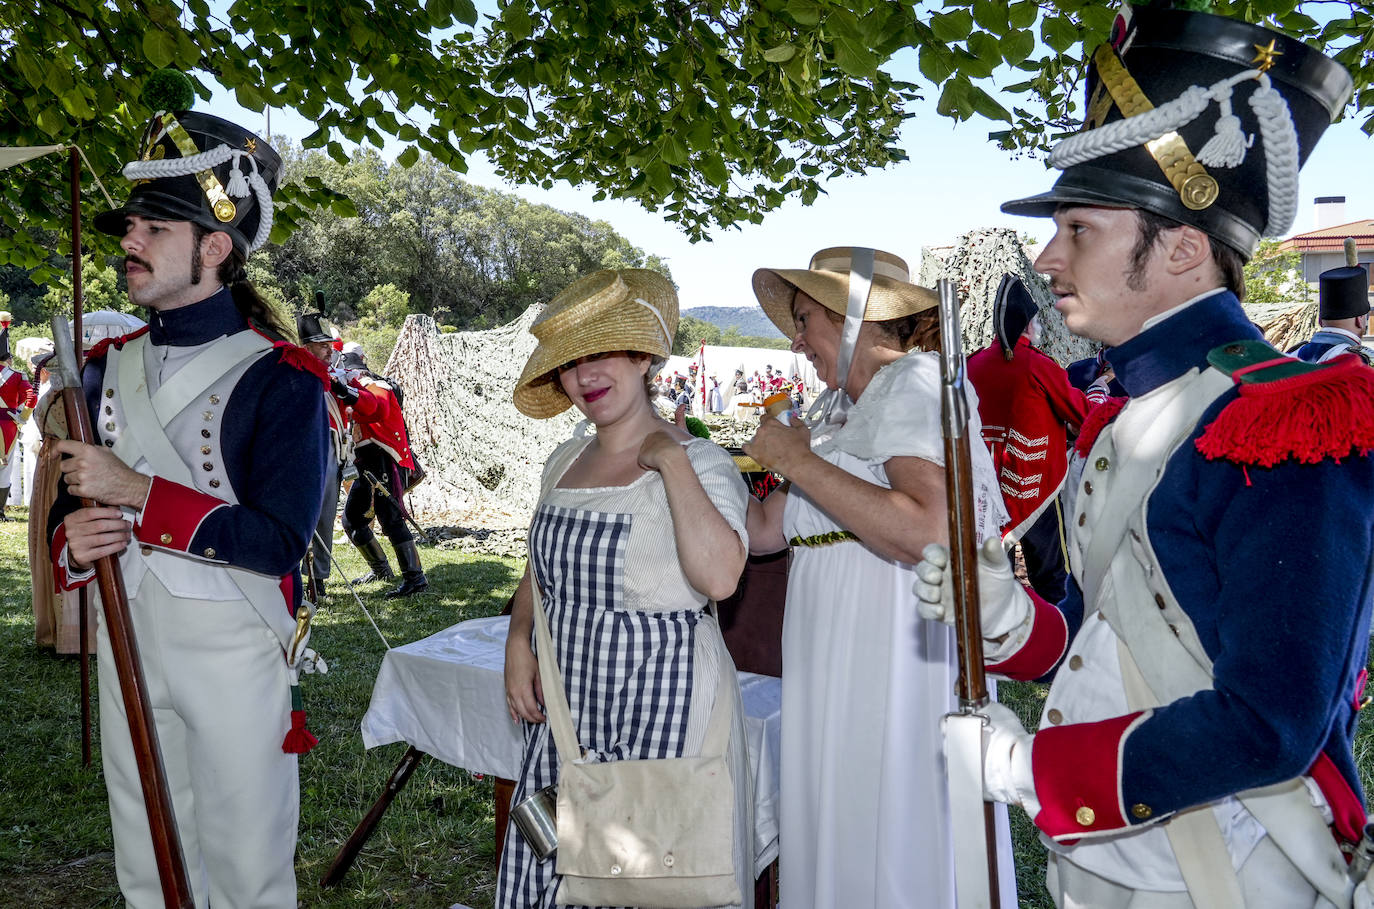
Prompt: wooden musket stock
<box><xmin>51</xmin><ymin>312</ymin><xmax>195</xmax><ymax>909</ymax></box>
<box><xmin>936</xmin><ymin>279</ymin><xmax>1000</xmax><ymax>907</ymax></box>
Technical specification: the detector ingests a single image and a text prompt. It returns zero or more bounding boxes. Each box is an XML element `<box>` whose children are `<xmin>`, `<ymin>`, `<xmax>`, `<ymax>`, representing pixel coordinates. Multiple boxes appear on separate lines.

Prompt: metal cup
<box><xmin>510</xmin><ymin>784</ymin><xmax>558</xmax><ymax>861</ymax></box>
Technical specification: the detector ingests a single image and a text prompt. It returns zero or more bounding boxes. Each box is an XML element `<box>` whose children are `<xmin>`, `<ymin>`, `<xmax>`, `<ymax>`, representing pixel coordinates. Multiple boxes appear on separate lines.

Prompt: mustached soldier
<box><xmin>48</xmin><ymin>81</ymin><xmax>330</xmax><ymax>907</ymax></box>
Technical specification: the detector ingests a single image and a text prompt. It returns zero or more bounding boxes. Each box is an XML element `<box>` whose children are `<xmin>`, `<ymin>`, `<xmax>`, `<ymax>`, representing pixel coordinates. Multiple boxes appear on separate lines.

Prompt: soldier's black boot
<box><xmin>385</xmin><ymin>540</ymin><xmax>428</xmax><ymax>598</ymax></box>
<box><xmin>352</xmin><ymin>536</ymin><xmax>394</xmax><ymax>583</ymax></box>
<box><xmin>0</xmin><ymin>486</ymin><xmax>9</xmax><ymax>521</ymax></box>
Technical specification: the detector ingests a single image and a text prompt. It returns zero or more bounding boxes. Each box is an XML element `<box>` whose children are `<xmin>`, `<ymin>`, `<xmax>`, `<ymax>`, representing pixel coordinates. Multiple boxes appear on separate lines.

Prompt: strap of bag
<box><xmin>528</xmin><ymin>563</ymin><xmax>734</xmax><ymax>767</ymax></box>
<box><xmin>110</xmin><ymin>332</ymin><xmax>299</xmax><ymax>656</ymax></box>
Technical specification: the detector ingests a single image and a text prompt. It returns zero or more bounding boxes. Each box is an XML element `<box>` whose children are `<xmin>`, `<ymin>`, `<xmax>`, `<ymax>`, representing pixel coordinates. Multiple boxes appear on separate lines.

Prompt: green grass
<box><xmin>0</xmin><ymin>507</ymin><xmax>519</xmax><ymax>908</ymax></box>
<box><xmin>3</xmin><ymin>505</ymin><xmax>1372</xmax><ymax>908</ymax></box>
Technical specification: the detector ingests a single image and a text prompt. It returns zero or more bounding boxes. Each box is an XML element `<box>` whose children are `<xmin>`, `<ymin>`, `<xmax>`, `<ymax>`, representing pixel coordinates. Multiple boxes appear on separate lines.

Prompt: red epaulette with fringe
<box><xmin>1074</xmin><ymin>397</ymin><xmax>1128</xmax><ymax>457</ymax></box>
<box><xmin>248</xmin><ymin>324</ymin><xmax>330</xmax><ymax>390</ymax></box>
<box><xmin>1196</xmin><ymin>340</ymin><xmax>1374</xmax><ymax>468</ymax></box>
<box><xmin>85</xmin><ymin>325</ymin><xmax>150</xmax><ymax>361</ymax></box>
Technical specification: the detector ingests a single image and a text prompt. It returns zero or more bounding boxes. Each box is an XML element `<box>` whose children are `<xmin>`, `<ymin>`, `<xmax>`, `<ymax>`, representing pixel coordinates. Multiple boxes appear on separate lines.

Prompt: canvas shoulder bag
<box><xmin>529</xmin><ymin>569</ymin><xmax>742</xmax><ymax>908</ymax></box>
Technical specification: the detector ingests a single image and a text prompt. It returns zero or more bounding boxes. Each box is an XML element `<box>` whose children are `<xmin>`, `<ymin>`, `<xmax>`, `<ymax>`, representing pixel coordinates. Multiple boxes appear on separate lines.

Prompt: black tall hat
<box><xmin>1319</xmin><ymin>266</ymin><xmax>1370</xmax><ymax>321</ymax></box>
<box><xmin>1002</xmin><ymin>5</ymin><xmax>1352</xmax><ymax>260</ymax></box>
<box><xmin>94</xmin><ymin>110</ymin><xmax>282</xmax><ymax>255</ymax></box>
<box><xmin>993</xmin><ymin>275</ymin><xmax>1039</xmax><ymax>356</ymax></box>
<box><xmin>297</xmin><ymin>311</ymin><xmax>336</xmax><ymax>344</ymax></box>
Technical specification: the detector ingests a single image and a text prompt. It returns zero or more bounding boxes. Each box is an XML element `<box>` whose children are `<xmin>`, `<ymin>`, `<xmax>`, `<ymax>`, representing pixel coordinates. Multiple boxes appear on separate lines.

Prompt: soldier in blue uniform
<box><xmin>48</xmin><ymin>102</ymin><xmax>329</xmax><ymax>908</ymax></box>
<box><xmin>1294</xmin><ymin>252</ymin><xmax>1374</xmax><ymax>365</ymax></box>
<box><xmin>915</xmin><ymin>5</ymin><xmax>1374</xmax><ymax>906</ymax></box>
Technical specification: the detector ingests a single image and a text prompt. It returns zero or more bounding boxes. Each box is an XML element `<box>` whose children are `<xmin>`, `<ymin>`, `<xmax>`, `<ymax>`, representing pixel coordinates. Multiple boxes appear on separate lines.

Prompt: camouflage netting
<box><xmin>919</xmin><ymin>227</ymin><xmax>1097</xmax><ymax>366</ymax></box>
<box><xmin>383</xmin><ymin>307</ymin><xmax>579</xmax><ymax>528</ymax></box>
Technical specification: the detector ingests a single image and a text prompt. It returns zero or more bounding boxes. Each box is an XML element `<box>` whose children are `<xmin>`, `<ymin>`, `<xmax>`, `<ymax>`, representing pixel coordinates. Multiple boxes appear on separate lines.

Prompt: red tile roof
<box><xmin>1278</xmin><ymin>219</ymin><xmax>1374</xmax><ymax>253</ymax></box>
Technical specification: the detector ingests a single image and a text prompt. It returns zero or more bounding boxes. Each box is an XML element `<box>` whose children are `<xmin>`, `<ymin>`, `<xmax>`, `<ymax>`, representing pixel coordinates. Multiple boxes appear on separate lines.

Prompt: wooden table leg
<box><xmin>320</xmin><ymin>746</ymin><xmax>426</xmax><ymax>887</ymax></box>
<box><xmin>493</xmin><ymin>777</ymin><xmax>515</xmax><ymax>866</ymax></box>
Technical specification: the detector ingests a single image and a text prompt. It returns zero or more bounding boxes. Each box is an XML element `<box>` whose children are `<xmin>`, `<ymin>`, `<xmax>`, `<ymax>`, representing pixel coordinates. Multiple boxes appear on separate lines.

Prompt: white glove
<box><xmin>299</xmin><ymin>648</ymin><xmax>328</xmax><ymax>675</ymax></box>
<box><xmin>980</xmin><ymin>700</ymin><xmax>1038</xmax><ymax>817</ymax></box>
<box><xmin>913</xmin><ymin>537</ymin><xmax>1032</xmax><ymax>640</ymax></box>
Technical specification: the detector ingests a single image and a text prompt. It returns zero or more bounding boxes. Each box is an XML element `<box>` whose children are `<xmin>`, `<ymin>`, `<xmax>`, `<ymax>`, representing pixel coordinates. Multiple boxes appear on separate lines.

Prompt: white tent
<box><xmin>662</xmin><ymin>344</ymin><xmax>819</xmax><ymax>414</ymax></box>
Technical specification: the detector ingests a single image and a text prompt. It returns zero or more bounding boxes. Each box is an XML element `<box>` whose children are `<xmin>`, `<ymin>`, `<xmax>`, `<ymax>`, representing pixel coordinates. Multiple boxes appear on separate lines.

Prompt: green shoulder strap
<box><xmin>1205</xmin><ymin>339</ymin><xmax>1323</xmax><ymax>384</ymax></box>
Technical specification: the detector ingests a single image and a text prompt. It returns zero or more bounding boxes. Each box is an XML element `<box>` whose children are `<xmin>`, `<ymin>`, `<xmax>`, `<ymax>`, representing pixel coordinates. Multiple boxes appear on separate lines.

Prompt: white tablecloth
<box><xmin>362</xmin><ymin>615</ymin><xmax>782</xmax><ymax>875</ymax></box>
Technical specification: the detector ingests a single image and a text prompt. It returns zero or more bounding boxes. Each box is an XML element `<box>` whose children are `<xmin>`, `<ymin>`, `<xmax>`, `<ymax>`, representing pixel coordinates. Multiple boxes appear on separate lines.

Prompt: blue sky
<box><xmin>206</xmin><ymin>44</ymin><xmax>1374</xmax><ymax>313</ymax></box>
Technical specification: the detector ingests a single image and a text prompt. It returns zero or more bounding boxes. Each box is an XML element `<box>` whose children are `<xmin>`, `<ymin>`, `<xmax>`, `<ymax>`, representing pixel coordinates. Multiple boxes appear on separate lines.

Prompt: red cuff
<box><xmin>134</xmin><ymin>476</ymin><xmax>228</xmax><ymax>557</ymax></box>
<box><xmin>1309</xmin><ymin>751</ymin><xmax>1366</xmax><ymax>846</ymax></box>
<box><xmin>989</xmin><ymin>588</ymin><xmax>1069</xmax><ymax>680</ymax></box>
<box><xmin>1031</xmin><ymin>711</ymin><xmax>1148</xmax><ymax>842</ymax></box>
<box><xmin>50</xmin><ymin>523</ymin><xmax>95</xmax><ymax>591</ymax></box>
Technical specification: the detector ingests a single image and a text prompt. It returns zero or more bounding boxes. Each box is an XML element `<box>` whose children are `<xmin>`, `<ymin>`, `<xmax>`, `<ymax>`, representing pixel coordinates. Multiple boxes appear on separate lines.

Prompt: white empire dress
<box><xmin>779</xmin><ymin>350</ymin><xmax>1017</xmax><ymax>909</ymax></box>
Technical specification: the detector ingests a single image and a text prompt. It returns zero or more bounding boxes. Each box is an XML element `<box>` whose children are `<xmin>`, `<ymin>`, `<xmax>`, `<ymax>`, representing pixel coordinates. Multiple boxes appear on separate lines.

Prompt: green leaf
<box><xmin>832</xmin><ymin>35</ymin><xmax>878</xmax><ymax>79</ymax></box>
<box><xmin>700</xmin><ymin>154</ymin><xmax>728</xmax><ymax>187</ymax></box>
<box><xmin>763</xmin><ymin>44</ymin><xmax>796</xmax><ymax>63</ymax></box>
<box><xmin>330</xmin><ymin>195</ymin><xmax>359</xmax><ymax>217</ymax></box>
<box><xmin>143</xmin><ymin>29</ymin><xmax>178</xmax><ymax>69</ymax></box>
<box><xmin>919</xmin><ymin>44</ymin><xmax>954</xmax><ymax>85</ymax></box>
<box><xmin>1003</xmin><ymin>28</ymin><xmax>1035</xmax><ymax>65</ymax></box>
<box><xmin>931</xmin><ymin>10</ymin><xmax>975</xmax><ymax>44</ymax></box>
<box><xmin>1009</xmin><ymin>0</ymin><xmax>1038</xmax><ymax>29</ymax></box>
<box><xmin>936</xmin><ymin>77</ymin><xmax>971</xmax><ymax>120</ymax></box>
<box><xmin>1041</xmin><ymin>16</ymin><xmax>1080</xmax><ymax>54</ymax></box>
<box><xmin>786</xmin><ymin>0</ymin><xmax>821</xmax><ymax>26</ymax></box>
<box><xmin>972</xmin><ymin>0</ymin><xmax>1009</xmax><ymax>35</ymax></box>
<box><xmin>967</xmin><ymin>83</ymin><xmax>1012</xmax><ymax>122</ymax></box>
<box><xmin>36</xmin><ymin>107</ymin><xmax>66</xmax><ymax>137</ymax></box>
<box><xmin>396</xmin><ymin>146</ymin><xmax>420</xmax><ymax>168</ymax></box>
<box><xmin>659</xmin><ymin>134</ymin><xmax>690</xmax><ymax>166</ymax></box>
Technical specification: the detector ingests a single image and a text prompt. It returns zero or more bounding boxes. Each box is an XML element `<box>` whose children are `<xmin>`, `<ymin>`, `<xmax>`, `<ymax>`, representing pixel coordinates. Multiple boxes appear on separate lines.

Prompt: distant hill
<box><xmin>683</xmin><ymin>306</ymin><xmax>785</xmax><ymax>340</ymax></box>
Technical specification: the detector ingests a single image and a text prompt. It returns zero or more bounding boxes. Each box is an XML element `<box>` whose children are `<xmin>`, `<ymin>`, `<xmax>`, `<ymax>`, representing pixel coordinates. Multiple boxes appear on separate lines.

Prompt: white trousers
<box><xmin>1048</xmin><ymin>834</ymin><xmax>1319</xmax><ymax>909</ymax></box>
<box><xmin>97</xmin><ymin>570</ymin><xmax>298</xmax><ymax>909</ymax></box>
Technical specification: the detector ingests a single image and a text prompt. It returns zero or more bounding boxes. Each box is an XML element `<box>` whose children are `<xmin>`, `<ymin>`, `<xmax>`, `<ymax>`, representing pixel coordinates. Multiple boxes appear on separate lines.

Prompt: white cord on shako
<box><xmin>120</xmin><ymin>141</ymin><xmax>276</xmax><ymax>252</ymax></box>
<box><xmin>1049</xmin><ymin>69</ymin><xmax>1301</xmax><ymax>237</ymax></box>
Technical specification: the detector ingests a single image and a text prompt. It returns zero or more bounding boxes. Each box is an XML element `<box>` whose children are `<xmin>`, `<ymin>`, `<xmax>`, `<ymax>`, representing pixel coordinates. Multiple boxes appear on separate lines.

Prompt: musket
<box><xmin>69</xmin><ymin>146</ymin><xmax>93</xmax><ymax>769</ymax></box>
<box><xmin>361</xmin><ymin>468</ymin><xmax>433</xmax><ymax>544</ymax></box>
<box><xmin>936</xmin><ymin>278</ymin><xmax>1001</xmax><ymax>908</ymax></box>
<box><xmin>50</xmin><ymin>315</ymin><xmax>195</xmax><ymax>909</ymax></box>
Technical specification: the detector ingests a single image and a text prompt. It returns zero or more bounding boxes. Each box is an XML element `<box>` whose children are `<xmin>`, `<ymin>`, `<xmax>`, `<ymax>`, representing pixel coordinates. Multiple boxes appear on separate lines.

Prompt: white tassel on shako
<box><xmin>225</xmin><ymin>153</ymin><xmax>251</xmax><ymax>199</ymax></box>
<box><xmin>1196</xmin><ymin>85</ymin><xmax>1253</xmax><ymax>168</ymax></box>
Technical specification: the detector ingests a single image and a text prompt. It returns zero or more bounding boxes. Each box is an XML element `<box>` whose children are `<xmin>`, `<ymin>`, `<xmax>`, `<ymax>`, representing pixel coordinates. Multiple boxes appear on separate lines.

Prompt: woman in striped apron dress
<box><xmin>501</xmin><ymin>269</ymin><xmax>755</xmax><ymax>909</ymax></box>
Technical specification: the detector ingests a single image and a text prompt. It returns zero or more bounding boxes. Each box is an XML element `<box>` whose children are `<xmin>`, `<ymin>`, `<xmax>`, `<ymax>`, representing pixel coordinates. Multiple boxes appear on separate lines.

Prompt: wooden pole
<box><xmin>70</xmin><ymin>146</ymin><xmax>94</xmax><ymax>769</ymax></box>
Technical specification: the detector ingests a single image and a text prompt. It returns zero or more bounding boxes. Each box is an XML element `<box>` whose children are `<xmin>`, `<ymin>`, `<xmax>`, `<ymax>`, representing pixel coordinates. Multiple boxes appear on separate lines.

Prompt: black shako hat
<box><xmin>993</xmin><ymin>274</ymin><xmax>1039</xmax><ymax>356</ymax></box>
<box><xmin>297</xmin><ymin>312</ymin><xmax>336</xmax><ymax>344</ymax></box>
<box><xmin>1319</xmin><ymin>266</ymin><xmax>1371</xmax><ymax>320</ymax></box>
<box><xmin>1002</xmin><ymin>5</ymin><xmax>1352</xmax><ymax>260</ymax></box>
<box><xmin>95</xmin><ymin>110</ymin><xmax>282</xmax><ymax>255</ymax></box>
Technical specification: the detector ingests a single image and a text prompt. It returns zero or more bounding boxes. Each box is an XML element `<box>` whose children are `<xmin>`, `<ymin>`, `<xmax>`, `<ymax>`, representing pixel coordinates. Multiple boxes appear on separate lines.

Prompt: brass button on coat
<box><xmin>201</xmin><ymin>429</ymin><xmax>211</xmax><ymax>438</ymax></box>
<box><xmin>1095</xmin><ymin>457</ymin><xmax>1110</xmax><ymax>471</ymax></box>
<box><xmin>104</xmin><ymin>388</ymin><xmax>114</xmax><ymax>398</ymax></box>
<box><xmin>209</xmin><ymin>479</ymin><xmax>221</xmax><ymax>488</ymax></box>
<box><xmin>1077</xmin><ymin>513</ymin><xmax>1086</xmax><ymax>527</ymax></box>
<box><xmin>1083</xmin><ymin>480</ymin><xmax>1093</xmax><ymax>495</ymax></box>
<box><xmin>1069</xmin><ymin>655</ymin><xmax>1084</xmax><ymax>670</ymax></box>
<box><xmin>160</xmin><ymin>532</ymin><xmax>172</xmax><ymax>545</ymax></box>
<box><xmin>1076</xmin><ymin>806</ymin><xmax>1096</xmax><ymax>826</ymax></box>
<box><xmin>203</xmin><ymin>463</ymin><xmax>213</xmax><ymax>471</ymax></box>
<box><xmin>1132</xmin><ymin>803</ymin><xmax>1153</xmax><ymax>820</ymax></box>
<box><xmin>1047</xmin><ymin>708</ymin><xmax>1064</xmax><ymax>724</ymax></box>
<box><xmin>209</xmin><ymin>394</ymin><xmax>220</xmax><ymax>404</ymax></box>
<box><xmin>140</xmin><ymin>545</ymin><xmax>152</xmax><ymax>556</ymax></box>
<box><xmin>200</xmin><ymin>446</ymin><xmax>211</xmax><ymax>455</ymax></box>
<box><xmin>1154</xmin><ymin>593</ymin><xmax>1167</xmax><ymax>610</ymax></box>
<box><xmin>203</xmin><ymin>548</ymin><xmax>216</xmax><ymax>559</ymax></box>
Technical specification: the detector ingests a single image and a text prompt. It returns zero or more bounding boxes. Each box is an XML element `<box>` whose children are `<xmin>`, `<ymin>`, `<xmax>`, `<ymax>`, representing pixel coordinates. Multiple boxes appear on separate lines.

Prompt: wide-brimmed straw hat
<box><xmin>514</xmin><ymin>268</ymin><xmax>678</xmax><ymax>419</ymax></box>
<box><xmin>752</xmin><ymin>247</ymin><xmax>937</xmax><ymax>339</ymax></box>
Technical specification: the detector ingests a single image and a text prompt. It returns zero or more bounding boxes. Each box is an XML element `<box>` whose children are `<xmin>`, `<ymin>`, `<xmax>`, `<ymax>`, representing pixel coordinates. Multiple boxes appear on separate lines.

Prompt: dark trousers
<box><xmin>1019</xmin><ymin>497</ymin><xmax>1068</xmax><ymax>605</ymax></box>
<box><xmin>307</xmin><ymin>465</ymin><xmax>342</xmax><ymax>580</ymax></box>
<box><xmin>341</xmin><ymin>446</ymin><xmax>412</xmax><ymax>547</ymax></box>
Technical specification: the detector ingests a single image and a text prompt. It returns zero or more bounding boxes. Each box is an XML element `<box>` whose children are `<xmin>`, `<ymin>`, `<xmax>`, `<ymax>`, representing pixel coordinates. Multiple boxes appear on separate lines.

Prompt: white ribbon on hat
<box><xmin>804</xmin><ymin>247</ymin><xmax>875</xmax><ymax>429</ymax></box>
<box><xmin>634</xmin><ymin>297</ymin><xmax>672</xmax><ymax>350</ymax></box>
<box><xmin>121</xmin><ymin>142</ymin><xmax>277</xmax><ymax>252</ymax></box>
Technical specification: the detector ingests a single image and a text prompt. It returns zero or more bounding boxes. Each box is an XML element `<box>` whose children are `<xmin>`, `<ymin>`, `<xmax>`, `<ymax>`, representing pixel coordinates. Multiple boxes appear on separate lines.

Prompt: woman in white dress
<box><xmin>743</xmin><ymin>248</ymin><xmax>1016</xmax><ymax>909</ymax></box>
<box><xmin>501</xmin><ymin>268</ymin><xmax>756</xmax><ymax>909</ymax></box>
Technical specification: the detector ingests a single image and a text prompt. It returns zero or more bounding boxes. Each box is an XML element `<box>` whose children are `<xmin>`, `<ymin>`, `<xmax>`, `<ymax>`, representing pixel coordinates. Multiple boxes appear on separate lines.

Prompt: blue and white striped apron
<box><xmin>496</xmin><ymin>503</ymin><xmax>700</xmax><ymax>909</ymax></box>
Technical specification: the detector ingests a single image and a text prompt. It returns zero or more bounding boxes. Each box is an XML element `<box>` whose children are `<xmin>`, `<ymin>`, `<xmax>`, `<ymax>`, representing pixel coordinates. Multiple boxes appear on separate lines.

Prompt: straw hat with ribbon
<box><xmin>752</xmin><ymin>247</ymin><xmax>936</xmax><ymax>426</ymax></box>
<box><xmin>514</xmin><ymin>268</ymin><xmax>678</xmax><ymax>419</ymax></box>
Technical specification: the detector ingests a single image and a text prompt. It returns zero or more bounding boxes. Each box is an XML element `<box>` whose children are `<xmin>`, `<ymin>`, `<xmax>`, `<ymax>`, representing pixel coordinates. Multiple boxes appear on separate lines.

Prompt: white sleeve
<box><xmin>832</xmin><ymin>351</ymin><xmax>945</xmax><ymax>464</ymax></box>
<box><xmin>684</xmin><ymin>439</ymin><xmax>750</xmax><ymax>553</ymax></box>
